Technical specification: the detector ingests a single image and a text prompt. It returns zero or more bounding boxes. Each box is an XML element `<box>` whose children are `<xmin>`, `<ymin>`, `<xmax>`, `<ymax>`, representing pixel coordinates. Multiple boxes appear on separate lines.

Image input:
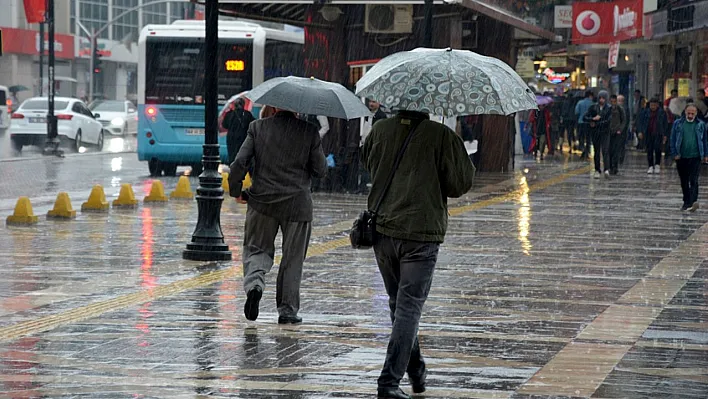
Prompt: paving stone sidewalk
<box><xmin>1</xmin><ymin>153</ymin><xmax>707</xmax><ymax>398</ymax></box>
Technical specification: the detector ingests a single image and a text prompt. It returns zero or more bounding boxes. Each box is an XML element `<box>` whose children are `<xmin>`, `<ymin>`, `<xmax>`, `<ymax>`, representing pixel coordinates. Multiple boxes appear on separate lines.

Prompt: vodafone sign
<box><xmin>572</xmin><ymin>0</ymin><xmax>643</xmax><ymax>44</ymax></box>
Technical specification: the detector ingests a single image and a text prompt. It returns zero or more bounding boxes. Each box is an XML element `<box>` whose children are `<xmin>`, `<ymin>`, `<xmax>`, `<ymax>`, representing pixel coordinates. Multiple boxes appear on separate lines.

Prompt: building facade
<box><xmin>0</xmin><ymin>0</ymin><xmax>195</xmax><ymax>103</ymax></box>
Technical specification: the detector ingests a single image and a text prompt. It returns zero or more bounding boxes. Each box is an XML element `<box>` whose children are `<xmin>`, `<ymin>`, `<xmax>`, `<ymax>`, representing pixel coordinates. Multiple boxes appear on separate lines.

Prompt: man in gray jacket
<box><xmin>229</xmin><ymin>109</ymin><xmax>327</xmax><ymax>324</ymax></box>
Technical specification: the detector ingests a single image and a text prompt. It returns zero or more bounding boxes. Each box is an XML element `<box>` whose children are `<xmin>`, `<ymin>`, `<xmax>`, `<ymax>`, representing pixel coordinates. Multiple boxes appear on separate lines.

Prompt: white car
<box><xmin>89</xmin><ymin>100</ymin><xmax>138</xmax><ymax>136</ymax></box>
<box><xmin>10</xmin><ymin>97</ymin><xmax>105</xmax><ymax>153</ymax></box>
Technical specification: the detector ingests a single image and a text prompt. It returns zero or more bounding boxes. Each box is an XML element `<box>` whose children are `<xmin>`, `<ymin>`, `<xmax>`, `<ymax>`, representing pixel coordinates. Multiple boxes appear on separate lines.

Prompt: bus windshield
<box><xmin>145</xmin><ymin>37</ymin><xmax>254</xmax><ymax>105</ymax></box>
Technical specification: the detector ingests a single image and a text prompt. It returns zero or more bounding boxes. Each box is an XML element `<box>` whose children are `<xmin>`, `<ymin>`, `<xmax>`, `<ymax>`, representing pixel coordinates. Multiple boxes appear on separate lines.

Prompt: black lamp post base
<box><xmin>42</xmin><ymin>137</ymin><xmax>64</xmax><ymax>157</ymax></box>
<box><xmin>182</xmin><ymin>149</ymin><xmax>231</xmax><ymax>262</ymax></box>
<box><xmin>183</xmin><ymin>244</ymin><xmax>232</xmax><ymax>261</ymax></box>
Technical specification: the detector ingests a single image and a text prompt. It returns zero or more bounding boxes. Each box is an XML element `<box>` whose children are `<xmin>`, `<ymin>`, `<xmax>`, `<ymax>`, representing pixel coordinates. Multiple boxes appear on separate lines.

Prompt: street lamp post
<box><xmin>423</xmin><ymin>0</ymin><xmax>433</xmax><ymax>47</ymax></box>
<box><xmin>43</xmin><ymin>0</ymin><xmax>60</xmax><ymax>156</ymax></box>
<box><xmin>182</xmin><ymin>0</ymin><xmax>231</xmax><ymax>261</ymax></box>
<box><xmin>39</xmin><ymin>21</ymin><xmax>44</xmax><ymax>97</ymax></box>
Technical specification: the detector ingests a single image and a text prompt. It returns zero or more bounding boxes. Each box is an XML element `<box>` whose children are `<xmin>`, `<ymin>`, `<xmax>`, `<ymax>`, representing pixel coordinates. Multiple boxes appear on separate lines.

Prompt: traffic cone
<box><xmin>6</xmin><ymin>197</ymin><xmax>39</xmax><ymax>225</ymax></box>
<box><xmin>82</xmin><ymin>185</ymin><xmax>110</xmax><ymax>212</ymax></box>
<box><xmin>113</xmin><ymin>184</ymin><xmax>139</xmax><ymax>208</ymax></box>
<box><xmin>221</xmin><ymin>172</ymin><xmax>230</xmax><ymax>193</ymax></box>
<box><xmin>144</xmin><ymin>180</ymin><xmax>168</xmax><ymax>203</ymax></box>
<box><xmin>243</xmin><ymin>173</ymin><xmax>252</xmax><ymax>190</ymax></box>
<box><xmin>47</xmin><ymin>192</ymin><xmax>76</xmax><ymax>219</ymax></box>
<box><xmin>170</xmin><ymin>176</ymin><xmax>194</xmax><ymax>199</ymax></box>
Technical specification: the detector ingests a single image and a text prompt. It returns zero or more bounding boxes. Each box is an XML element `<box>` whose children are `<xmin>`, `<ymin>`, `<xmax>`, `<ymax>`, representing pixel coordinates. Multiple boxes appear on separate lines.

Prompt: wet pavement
<box><xmin>0</xmin><ymin>150</ymin><xmax>707</xmax><ymax>398</ymax></box>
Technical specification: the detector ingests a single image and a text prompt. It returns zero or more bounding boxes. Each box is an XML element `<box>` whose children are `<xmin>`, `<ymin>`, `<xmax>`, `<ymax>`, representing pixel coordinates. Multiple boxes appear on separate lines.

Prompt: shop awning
<box><xmin>209</xmin><ymin>0</ymin><xmax>558</xmax><ymax>42</ymax></box>
<box><xmin>456</xmin><ymin>0</ymin><xmax>558</xmax><ymax>42</ymax></box>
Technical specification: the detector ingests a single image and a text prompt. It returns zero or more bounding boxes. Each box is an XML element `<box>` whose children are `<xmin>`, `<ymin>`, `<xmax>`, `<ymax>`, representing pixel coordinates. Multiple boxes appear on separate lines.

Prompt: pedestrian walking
<box><xmin>608</xmin><ymin>95</ymin><xmax>627</xmax><ymax>175</ymax></box>
<box><xmin>617</xmin><ymin>95</ymin><xmax>630</xmax><ymax>164</ymax></box>
<box><xmin>583</xmin><ymin>90</ymin><xmax>613</xmax><ymax>178</ymax></box>
<box><xmin>529</xmin><ymin>104</ymin><xmax>551</xmax><ymax>160</ymax></box>
<box><xmin>361</xmin><ymin>110</ymin><xmax>475</xmax><ymax>399</ymax></box>
<box><xmin>575</xmin><ymin>90</ymin><xmax>595</xmax><ymax>159</ymax></box>
<box><xmin>636</xmin><ymin>98</ymin><xmax>670</xmax><ymax>174</ymax></box>
<box><xmin>670</xmin><ymin>104</ymin><xmax>708</xmax><ymax>212</ymax></box>
<box><xmin>632</xmin><ymin>89</ymin><xmax>647</xmax><ymax>150</ymax></box>
<box><xmin>228</xmin><ymin>108</ymin><xmax>327</xmax><ymax>324</ymax></box>
<box><xmin>561</xmin><ymin>91</ymin><xmax>578</xmax><ymax>153</ymax></box>
<box><xmin>222</xmin><ymin>98</ymin><xmax>255</xmax><ymax>165</ymax></box>
<box><xmin>549</xmin><ymin>97</ymin><xmax>562</xmax><ymax>154</ymax></box>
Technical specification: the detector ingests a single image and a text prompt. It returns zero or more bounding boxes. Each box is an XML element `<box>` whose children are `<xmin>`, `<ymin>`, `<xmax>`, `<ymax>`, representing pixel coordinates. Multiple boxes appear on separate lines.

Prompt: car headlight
<box><xmin>111</xmin><ymin>117</ymin><xmax>125</xmax><ymax>126</ymax></box>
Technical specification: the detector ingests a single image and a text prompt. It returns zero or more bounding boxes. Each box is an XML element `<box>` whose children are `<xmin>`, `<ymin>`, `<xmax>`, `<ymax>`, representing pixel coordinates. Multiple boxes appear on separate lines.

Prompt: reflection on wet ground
<box><xmin>0</xmin><ymin>151</ymin><xmax>707</xmax><ymax>398</ymax></box>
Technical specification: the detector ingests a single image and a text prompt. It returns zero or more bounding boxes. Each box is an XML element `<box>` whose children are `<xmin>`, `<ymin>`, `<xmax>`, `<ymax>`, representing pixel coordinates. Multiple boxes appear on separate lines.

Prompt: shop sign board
<box><xmin>608</xmin><ymin>41</ymin><xmax>620</xmax><ymax>68</ymax></box>
<box><xmin>545</xmin><ymin>56</ymin><xmax>567</xmax><ymax>68</ymax></box>
<box><xmin>542</xmin><ymin>68</ymin><xmax>570</xmax><ymax>84</ymax></box>
<box><xmin>572</xmin><ymin>0</ymin><xmax>643</xmax><ymax>44</ymax></box>
<box><xmin>515</xmin><ymin>55</ymin><xmax>536</xmax><ymax>79</ymax></box>
<box><xmin>554</xmin><ymin>5</ymin><xmax>573</xmax><ymax>28</ymax></box>
<box><xmin>0</xmin><ymin>27</ymin><xmax>74</xmax><ymax>59</ymax></box>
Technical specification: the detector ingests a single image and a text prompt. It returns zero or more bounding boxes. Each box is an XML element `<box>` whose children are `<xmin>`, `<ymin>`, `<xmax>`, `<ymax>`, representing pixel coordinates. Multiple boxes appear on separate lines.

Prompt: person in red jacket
<box><xmin>529</xmin><ymin>104</ymin><xmax>552</xmax><ymax>160</ymax></box>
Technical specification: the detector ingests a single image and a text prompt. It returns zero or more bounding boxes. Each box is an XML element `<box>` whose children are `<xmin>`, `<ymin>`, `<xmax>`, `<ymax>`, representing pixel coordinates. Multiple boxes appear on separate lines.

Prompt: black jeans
<box><xmin>578</xmin><ymin>124</ymin><xmax>592</xmax><ymax>155</ymax></box>
<box><xmin>646</xmin><ymin>135</ymin><xmax>663</xmax><ymax>167</ymax></box>
<box><xmin>609</xmin><ymin>132</ymin><xmax>624</xmax><ymax>173</ymax></box>
<box><xmin>562</xmin><ymin>121</ymin><xmax>576</xmax><ymax>149</ymax></box>
<box><xmin>373</xmin><ymin>235</ymin><xmax>439</xmax><ymax>389</ymax></box>
<box><xmin>677</xmin><ymin>157</ymin><xmax>701</xmax><ymax>207</ymax></box>
<box><xmin>591</xmin><ymin>130</ymin><xmax>610</xmax><ymax>172</ymax></box>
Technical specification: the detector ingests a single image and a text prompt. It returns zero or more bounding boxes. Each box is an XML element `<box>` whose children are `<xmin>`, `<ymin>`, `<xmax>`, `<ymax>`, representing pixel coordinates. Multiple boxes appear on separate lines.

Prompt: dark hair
<box><xmin>585</xmin><ymin>90</ymin><xmax>594</xmax><ymax>98</ymax></box>
<box><xmin>649</xmin><ymin>97</ymin><xmax>660</xmax><ymax>104</ymax></box>
<box><xmin>671</xmin><ymin>89</ymin><xmax>678</xmax><ymax>94</ymax></box>
<box><xmin>634</xmin><ymin>89</ymin><xmax>641</xmax><ymax>94</ymax></box>
<box><xmin>610</xmin><ymin>94</ymin><xmax>618</xmax><ymax>100</ymax></box>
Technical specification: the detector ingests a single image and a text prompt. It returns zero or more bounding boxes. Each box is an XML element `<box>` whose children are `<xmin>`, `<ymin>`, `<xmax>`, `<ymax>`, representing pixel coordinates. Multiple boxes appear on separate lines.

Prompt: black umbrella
<box><xmin>9</xmin><ymin>85</ymin><xmax>29</xmax><ymax>93</ymax></box>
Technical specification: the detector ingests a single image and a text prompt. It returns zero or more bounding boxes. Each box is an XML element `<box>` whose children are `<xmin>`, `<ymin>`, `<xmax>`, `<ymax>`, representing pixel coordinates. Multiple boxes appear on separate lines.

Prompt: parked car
<box><xmin>10</xmin><ymin>97</ymin><xmax>105</xmax><ymax>153</ymax></box>
<box><xmin>89</xmin><ymin>100</ymin><xmax>138</xmax><ymax>136</ymax></box>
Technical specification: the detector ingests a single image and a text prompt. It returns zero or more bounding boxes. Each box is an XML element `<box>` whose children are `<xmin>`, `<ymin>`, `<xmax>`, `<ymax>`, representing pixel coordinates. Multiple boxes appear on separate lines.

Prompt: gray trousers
<box><xmin>373</xmin><ymin>234</ymin><xmax>439</xmax><ymax>388</ymax></box>
<box><xmin>242</xmin><ymin>207</ymin><xmax>312</xmax><ymax>317</ymax></box>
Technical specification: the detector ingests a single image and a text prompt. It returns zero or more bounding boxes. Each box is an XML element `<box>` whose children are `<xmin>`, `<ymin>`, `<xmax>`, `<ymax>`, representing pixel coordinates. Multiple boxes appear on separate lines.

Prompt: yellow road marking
<box><xmin>0</xmin><ymin>165</ymin><xmax>591</xmax><ymax>342</ymax></box>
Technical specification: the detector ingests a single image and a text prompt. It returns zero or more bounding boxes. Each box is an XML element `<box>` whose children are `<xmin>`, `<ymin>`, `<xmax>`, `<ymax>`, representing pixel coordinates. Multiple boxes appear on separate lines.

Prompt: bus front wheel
<box><xmin>148</xmin><ymin>159</ymin><xmax>161</xmax><ymax>177</ymax></box>
<box><xmin>162</xmin><ymin>163</ymin><xmax>177</xmax><ymax>176</ymax></box>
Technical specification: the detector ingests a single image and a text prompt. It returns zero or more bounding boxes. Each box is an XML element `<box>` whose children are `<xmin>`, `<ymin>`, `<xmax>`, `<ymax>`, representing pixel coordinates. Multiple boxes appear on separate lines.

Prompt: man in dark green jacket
<box><xmin>362</xmin><ymin>110</ymin><xmax>475</xmax><ymax>399</ymax></box>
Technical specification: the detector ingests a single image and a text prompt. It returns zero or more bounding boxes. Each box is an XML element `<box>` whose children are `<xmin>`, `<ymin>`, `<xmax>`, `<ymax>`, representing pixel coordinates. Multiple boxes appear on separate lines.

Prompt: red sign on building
<box><xmin>22</xmin><ymin>0</ymin><xmax>46</xmax><ymax>24</ymax></box>
<box><xmin>572</xmin><ymin>0</ymin><xmax>643</xmax><ymax>44</ymax></box>
<box><xmin>0</xmin><ymin>27</ymin><xmax>74</xmax><ymax>59</ymax></box>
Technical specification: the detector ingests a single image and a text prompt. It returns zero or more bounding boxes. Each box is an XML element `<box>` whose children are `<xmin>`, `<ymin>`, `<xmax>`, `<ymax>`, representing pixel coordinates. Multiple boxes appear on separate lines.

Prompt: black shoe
<box><xmin>244</xmin><ymin>286</ymin><xmax>262</xmax><ymax>321</ymax></box>
<box><xmin>278</xmin><ymin>315</ymin><xmax>302</xmax><ymax>324</ymax></box>
<box><xmin>377</xmin><ymin>387</ymin><xmax>411</xmax><ymax>399</ymax></box>
<box><xmin>681</xmin><ymin>205</ymin><xmax>690</xmax><ymax>211</ymax></box>
<box><xmin>409</xmin><ymin>371</ymin><xmax>426</xmax><ymax>394</ymax></box>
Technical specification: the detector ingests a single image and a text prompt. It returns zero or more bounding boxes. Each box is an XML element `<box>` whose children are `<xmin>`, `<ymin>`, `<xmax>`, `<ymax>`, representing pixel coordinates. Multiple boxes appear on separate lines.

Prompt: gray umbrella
<box><xmin>245</xmin><ymin>76</ymin><xmax>371</xmax><ymax>120</ymax></box>
<box><xmin>355</xmin><ymin>48</ymin><xmax>537</xmax><ymax>117</ymax></box>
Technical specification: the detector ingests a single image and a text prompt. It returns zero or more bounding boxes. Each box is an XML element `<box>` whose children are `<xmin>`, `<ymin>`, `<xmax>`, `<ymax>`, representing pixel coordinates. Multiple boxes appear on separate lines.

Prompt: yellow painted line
<box><xmin>0</xmin><ymin>165</ymin><xmax>591</xmax><ymax>342</ymax></box>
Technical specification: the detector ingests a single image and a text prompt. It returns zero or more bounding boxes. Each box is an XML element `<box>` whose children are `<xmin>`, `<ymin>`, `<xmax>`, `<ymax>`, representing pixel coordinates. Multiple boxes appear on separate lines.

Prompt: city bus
<box><xmin>137</xmin><ymin>20</ymin><xmax>304</xmax><ymax>176</ymax></box>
